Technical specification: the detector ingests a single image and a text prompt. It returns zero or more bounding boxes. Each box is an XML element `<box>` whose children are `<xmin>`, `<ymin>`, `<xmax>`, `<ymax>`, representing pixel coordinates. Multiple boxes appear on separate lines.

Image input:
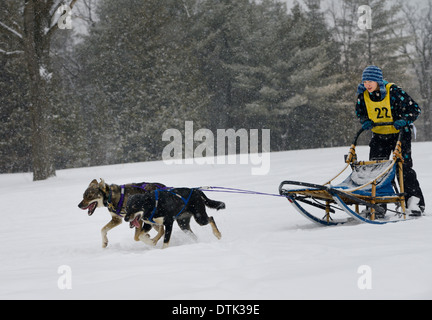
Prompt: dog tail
<box><xmin>199</xmin><ymin>190</ymin><xmax>226</xmax><ymax>211</ymax></box>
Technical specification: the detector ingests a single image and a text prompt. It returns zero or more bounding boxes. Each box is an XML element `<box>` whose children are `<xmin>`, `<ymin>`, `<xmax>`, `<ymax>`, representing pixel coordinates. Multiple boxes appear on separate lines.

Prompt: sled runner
<box><xmin>279</xmin><ymin>123</ymin><xmax>411</xmax><ymax>226</ymax></box>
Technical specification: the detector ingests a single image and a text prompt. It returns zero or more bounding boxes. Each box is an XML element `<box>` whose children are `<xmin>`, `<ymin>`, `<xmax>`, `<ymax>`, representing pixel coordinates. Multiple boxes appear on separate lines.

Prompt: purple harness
<box><xmin>110</xmin><ymin>183</ymin><xmax>166</xmax><ymax>216</ymax></box>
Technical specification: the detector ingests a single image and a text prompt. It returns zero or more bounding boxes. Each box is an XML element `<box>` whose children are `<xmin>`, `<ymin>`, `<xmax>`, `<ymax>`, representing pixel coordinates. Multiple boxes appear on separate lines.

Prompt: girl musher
<box><xmin>355</xmin><ymin>65</ymin><xmax>425</xmax><ymax>216</ymax></box>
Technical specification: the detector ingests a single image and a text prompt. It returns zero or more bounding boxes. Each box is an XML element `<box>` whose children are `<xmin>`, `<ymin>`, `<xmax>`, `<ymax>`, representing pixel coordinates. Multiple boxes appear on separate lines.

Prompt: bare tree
<box><xmin>401</xmin><ymin>1</ymin><xmax>432</xmax><ymax>140</ymax></box>
<box><xmin>0</xmin><ymin>0</ymin><xmax>78</xmax><ymax>180</ymax></box>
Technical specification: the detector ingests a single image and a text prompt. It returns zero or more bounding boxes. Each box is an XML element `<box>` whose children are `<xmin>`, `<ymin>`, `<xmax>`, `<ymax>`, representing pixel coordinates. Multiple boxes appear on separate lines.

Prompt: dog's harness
<box><xmin>105</xmin><ymin>185</ymin><xmax>126</xmax><ymax>216</ymax></box>
<box><xmin>148</xmin><ymin>188</ymin><xmax>195</xmax><ymax>224</ymax></box>
<box><xmin>105</xmin><ymin>183</ymin><xmax>166</xmax><ymax>216</ymax></box>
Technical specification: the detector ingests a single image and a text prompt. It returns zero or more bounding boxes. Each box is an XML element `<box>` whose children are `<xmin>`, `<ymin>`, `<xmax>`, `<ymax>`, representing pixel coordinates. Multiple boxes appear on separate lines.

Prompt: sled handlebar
<box><xmin>352</xmin><ymin>122</ymin><xmax>395</xmax><ymax>146</ymax></box>
<box><xmin>346</xmin><ymin>122</ymin><xmax>404</xmax><ymax>164</ymax></box>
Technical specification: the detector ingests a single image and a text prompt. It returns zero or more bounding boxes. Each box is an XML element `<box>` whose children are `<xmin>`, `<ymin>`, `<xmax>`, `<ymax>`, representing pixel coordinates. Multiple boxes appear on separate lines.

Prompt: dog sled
<box><xmin>279</xmin><ymin>123</ymin><xmax>413</xmax><ymax>226</ymax></box>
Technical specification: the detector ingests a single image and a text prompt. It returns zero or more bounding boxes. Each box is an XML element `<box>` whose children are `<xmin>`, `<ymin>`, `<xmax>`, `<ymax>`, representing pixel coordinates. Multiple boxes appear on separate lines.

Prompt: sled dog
<box><xmin>78</xmin><ymin>179</ymin><xmax>166</xmax><ymax>248</ymax></box>
<box><xmin>125</xmin><ymin>188</ymin><xmax>225</xmax><ymax>248</ymax></box>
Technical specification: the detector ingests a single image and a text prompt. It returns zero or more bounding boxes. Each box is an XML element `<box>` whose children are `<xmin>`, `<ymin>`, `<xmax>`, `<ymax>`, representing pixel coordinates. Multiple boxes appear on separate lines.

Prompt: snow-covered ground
<box><xmin>1</xmin><ymin>142</ymin><xmax>431</xmax><ymax>300</ymax></box>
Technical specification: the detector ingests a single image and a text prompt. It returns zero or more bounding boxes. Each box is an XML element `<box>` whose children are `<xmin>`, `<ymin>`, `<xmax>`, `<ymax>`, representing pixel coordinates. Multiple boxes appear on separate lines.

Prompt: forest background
<box><xmin>1</xmin><ymin>0</ymin><xmax>431</xmax><ymax>180</ymax></box>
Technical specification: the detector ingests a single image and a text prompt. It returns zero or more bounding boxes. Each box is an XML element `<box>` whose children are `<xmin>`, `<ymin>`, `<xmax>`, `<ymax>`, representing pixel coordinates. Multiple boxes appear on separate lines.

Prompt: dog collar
<box><xmin>105</xmin><ymin>185</ymin><xmax>126</xmax><ymax>217</ymax></box>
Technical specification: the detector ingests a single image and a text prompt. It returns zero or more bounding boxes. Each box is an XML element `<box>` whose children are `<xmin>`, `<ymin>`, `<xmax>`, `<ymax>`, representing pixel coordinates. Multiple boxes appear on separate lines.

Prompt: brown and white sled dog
<box><xmin>78</xmin><ymin>179</ymin><xmax>167</xmax><ymax>248</ymax></box>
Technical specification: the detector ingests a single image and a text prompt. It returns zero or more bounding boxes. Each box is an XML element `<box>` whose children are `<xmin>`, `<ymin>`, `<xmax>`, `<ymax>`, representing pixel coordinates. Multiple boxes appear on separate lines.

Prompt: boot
<box><xmin>407</xmin><ymin>197</ymin><xmax>423</xmax><ymax>217</ymax></box>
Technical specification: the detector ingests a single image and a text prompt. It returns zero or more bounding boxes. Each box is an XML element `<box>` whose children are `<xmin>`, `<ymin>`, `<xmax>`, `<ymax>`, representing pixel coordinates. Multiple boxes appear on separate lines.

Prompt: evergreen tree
<box><xmin>75</xmin><ymin>0</ymin><xmax>210</xmax><ymax>165</ymax></box>
<box><xmin>241</xmin><ymin>2</ymin><xmax>346</xmax><ymax>150</ymax></box>
<box><xmin>0</xmin><ymin>1</ymin><xmax>31</xmax><ymax>173</ymax></box>
<box><xmin>189</xmin><ymin>0</ymin><xmax>251</xmax><ymax>130</ymax></box>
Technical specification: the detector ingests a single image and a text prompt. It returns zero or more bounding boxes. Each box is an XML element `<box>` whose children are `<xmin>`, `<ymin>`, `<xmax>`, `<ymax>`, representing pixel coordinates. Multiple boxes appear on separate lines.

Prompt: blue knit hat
<box><xmin>357</xmin><ymin>65</ymin><xmax>388</xmax><ymax>98</ymax></box>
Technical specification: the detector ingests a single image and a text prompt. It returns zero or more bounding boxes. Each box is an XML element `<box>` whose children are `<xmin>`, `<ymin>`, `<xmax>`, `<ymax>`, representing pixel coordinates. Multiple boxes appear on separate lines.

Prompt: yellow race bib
<box><xmin>364</xmin><ymin>83</ymin><xmax>399</xmax><ymax>134</ymax></box>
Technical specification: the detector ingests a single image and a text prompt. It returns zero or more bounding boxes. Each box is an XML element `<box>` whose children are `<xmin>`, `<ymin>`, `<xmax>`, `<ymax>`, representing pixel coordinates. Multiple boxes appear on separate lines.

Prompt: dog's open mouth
<box><xmin>129</xmin><ymin>214</ymin><xmax>142</xmax><ymax>229</ymax></box>
<box><xmin>82</xmin><ymin>202</ymin><xmax>97</xmax><ymax>216</ymax></box>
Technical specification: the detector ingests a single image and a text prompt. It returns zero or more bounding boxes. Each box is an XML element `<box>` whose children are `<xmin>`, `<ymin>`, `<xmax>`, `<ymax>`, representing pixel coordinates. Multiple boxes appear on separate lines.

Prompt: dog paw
<box><xmin>150</xmin><ymin>237</ymin><xmax>160</xmax><ymax>246</ymax></box>
<box><xmin>139</xmin><ymin>233</ymin><xmax>155</xmax><ymax>246</ymax></box>
<box><xmin>102</xmin><ymin>241</ymin><xmax>108</xmax><ymax>248</ymax></box>
<box><xmin>135</xmin><ymin>233</ymin><xmax>150</xmax><ymax>241</ymax></box>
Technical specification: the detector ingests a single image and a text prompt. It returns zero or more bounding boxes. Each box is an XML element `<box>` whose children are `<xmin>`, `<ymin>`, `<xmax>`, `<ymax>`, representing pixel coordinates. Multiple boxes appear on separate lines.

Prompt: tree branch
<box><xmin>0</xmin><ymin>20</ymin><xmax>23</xmax><ymax>39</ymax></box>
<box><xmin>0</xmin><ymin>48</ymin><xmax>24</xmax><ymax>56</ymax></box>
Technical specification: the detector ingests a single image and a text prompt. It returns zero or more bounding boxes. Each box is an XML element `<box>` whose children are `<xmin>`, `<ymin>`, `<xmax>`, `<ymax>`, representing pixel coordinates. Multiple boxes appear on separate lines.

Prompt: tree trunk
<box><xmin>22</xmin><ymin>0</ymin><xmax>56</xmax><ymax>180</ymax></box>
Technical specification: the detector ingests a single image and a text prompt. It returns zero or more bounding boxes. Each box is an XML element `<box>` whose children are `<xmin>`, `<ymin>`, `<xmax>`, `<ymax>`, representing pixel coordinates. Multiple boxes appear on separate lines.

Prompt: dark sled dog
<box><xmin>125</xmin><ymin>188</ymin><xmax>225</xmax><ymax>248</ymax></box>
<box><xmin>78</xmin><ymin>179</ymin><xmax>167</xmax><ymax>248</ymax></box>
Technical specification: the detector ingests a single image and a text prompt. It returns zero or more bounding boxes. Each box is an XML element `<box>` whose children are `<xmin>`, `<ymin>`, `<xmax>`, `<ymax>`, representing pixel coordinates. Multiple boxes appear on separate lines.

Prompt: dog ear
<box><xmin>89</xmin><ymin>179</ymin><xmax>98</xmax><ymax>187</ymax></box>
<box><xmin>98</xmin><ymin>178</ymin><xmax>108</xmax><ymax>193</ymax></box>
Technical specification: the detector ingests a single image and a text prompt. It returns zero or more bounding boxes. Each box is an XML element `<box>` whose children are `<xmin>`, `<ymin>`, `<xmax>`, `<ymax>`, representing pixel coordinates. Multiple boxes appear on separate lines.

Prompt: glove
<box><xmin>394</xmin><ymin>120</ymin><xmax>407</xmax><ymax>130</ymax></box>
<box><xmin>361</xmin><ymin>120</ymin><xmax>374</xmax><ymax>130</ymax></box>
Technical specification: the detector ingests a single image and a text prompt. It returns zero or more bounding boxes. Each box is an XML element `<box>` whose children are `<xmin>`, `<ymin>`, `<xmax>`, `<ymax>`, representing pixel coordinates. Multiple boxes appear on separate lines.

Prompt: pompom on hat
<box><xmin>357</xmin><ymin>65</ymin><xmax>388</xmax><ymax>98</ymax></box>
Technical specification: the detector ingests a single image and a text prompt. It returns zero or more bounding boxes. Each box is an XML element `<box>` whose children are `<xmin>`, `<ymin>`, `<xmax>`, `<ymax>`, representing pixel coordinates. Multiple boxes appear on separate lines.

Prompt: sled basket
<box><xmin>334</xmin><ymin>161</ymin><xmax>396</xmax><ymax>197</ymax></box>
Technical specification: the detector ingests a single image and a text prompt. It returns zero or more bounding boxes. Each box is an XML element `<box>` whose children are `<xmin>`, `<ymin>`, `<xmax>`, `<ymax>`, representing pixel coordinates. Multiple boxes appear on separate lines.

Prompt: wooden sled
<box><xmin>279</xmin><ymin>124</ymin><xmax>410</xmax><ymax>226</ymax></box>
